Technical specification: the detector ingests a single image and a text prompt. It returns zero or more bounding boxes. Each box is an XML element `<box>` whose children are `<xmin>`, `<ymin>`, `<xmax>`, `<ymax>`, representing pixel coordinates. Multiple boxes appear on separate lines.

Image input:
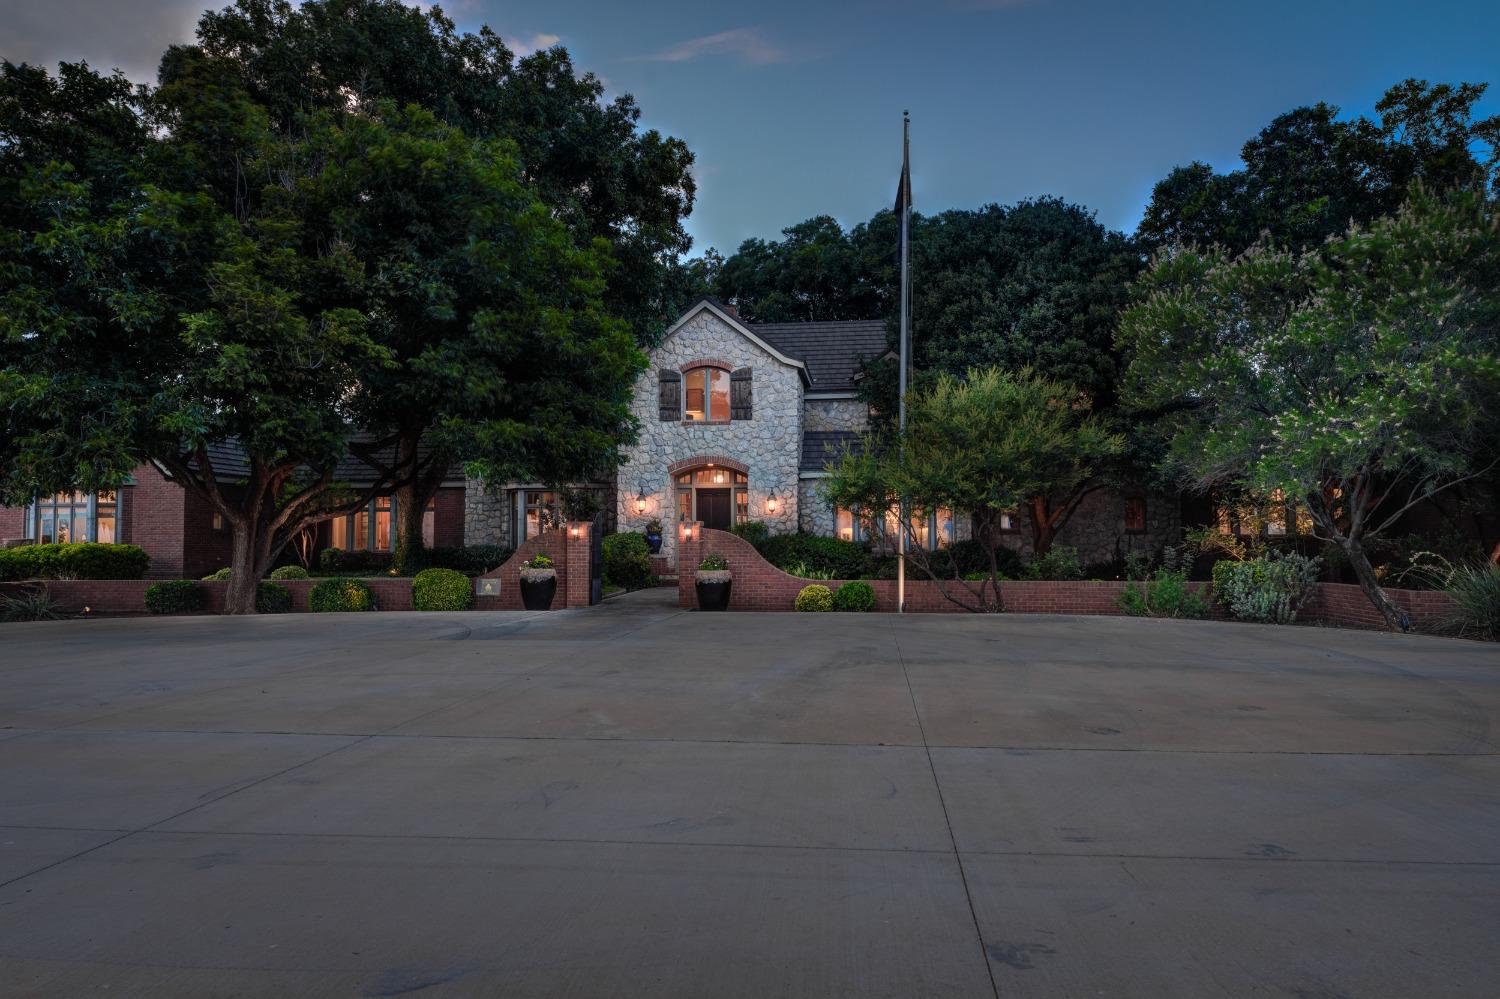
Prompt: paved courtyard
<box><xmin>1</xmin><ymin>589</ymin><xmax>1497</xmax><ymax>998</ymax></box>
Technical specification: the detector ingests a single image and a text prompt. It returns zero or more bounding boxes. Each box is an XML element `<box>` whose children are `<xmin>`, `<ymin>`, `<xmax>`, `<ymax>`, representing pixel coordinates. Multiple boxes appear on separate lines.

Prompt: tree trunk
<box><xmin>1339</xmin><ymin>536</ymin><xmax>1408</xmax><ymax>631</ymax></box>
<box><xmin>224</xmin><ymin>522</ymin><xmax>275</xmax><ymax>615</ymax></box>
<box><xmin>391</xmin><ymin>479</ymin><xmax>429</xmax><ymax>576</ymax></box>
<box><xmin>1029</xmin><ymin>496</ymin><xmax>1057</xmax><ymax>556</ymax></box>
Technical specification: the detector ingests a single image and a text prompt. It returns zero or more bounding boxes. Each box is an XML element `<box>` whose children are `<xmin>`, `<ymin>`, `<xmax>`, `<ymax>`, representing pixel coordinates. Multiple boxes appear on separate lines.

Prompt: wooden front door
<box><xmin>697</xmin><ymin>489</ymin><xmax>732</xmax><ymax>531</ymax></box>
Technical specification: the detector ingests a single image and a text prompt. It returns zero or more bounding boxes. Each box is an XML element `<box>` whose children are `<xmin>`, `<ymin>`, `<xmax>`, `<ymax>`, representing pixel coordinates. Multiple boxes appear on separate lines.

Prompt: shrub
<box><xmin>0</xmin><ymin>587</ymin><xmax>67</xmax><ymax>622</ymax></box>
<box><xmin>308</xmin><ymin>576</ymin><xmax>376</xmax><ymax>612</ymax></box>
<box><xmin>698</xmin><ymin>553</ymin><xmax>729</xmax><ymax>572</ymax></box>
<box><xmin>783</xmin><ymin>560</ymin><xmax>835</xmax><ymax>580</ymax></box>
<box><xmin>602</xmin><ymin>532</ymin><xmax>654</xmax><ymax>591</ymax></box>
<box><xmin>256</xmin><ymin>582</ymin><xmax>293</xmax><ymax>614</ymax></box>
<box><xmin>1403</xmin><ymin>556</ymin><xmax>1500</xmax><ymax>640</ymax></box>
<box><xmin>318</xmin><ymin>547</ymin><xmax>392</xmax><ymax>575</ymax></box>
<box><xmin>795</xmin><ymin>583</ymin><xmax>834</xmax><ymax>612</ymax></box>
<box><xmin>929</xmin><ymin>540</ymin><xmax>1024</xmax><ymax>580</ymax></box>
<box><xmin>411</xmin><ymin>567</ymin><xmax>473</xmax><ymax>611</ymax></box>
<box><xmin>203</xmin><ymin>567</ymin><xmax>233</xmax><ymax>581</ymax></box>
<box><xmin>832</xmin><ymin>581</ymin><xmax>877</xmax><ymax>612</ymax></box>
<box><xmin>0</xmin><ymin>542</ymin><xmax>149</xmax><ymax>581</ymax></box>
<box><xmin>758</xmin><ymin>533</ymin><xmax>868</xmax><ymax>579</ymax></box>
<box><xmin>269</xmin><ymin>564</ymin><xmax>309</xmax><ymax>581</ymax></box>
<box><xmin>428</xmin><ymin>544</ymin><xmax>512</xmax><ymax>576</ymax></box>
<box><xmin>730</xmin><ymin>520</ymin><xmax>769</xmax><ymax>545</ymax></box>
<box><xmin>1214</xmin><ymin>553</ymin><xmax>1322</xmax><ymax>624</ymax></box>
<box><xmin>1025</xmin><ymin>546</ymin><xmax>1084</xmax><ymax>581</ymax></box>
<box><xmin>525</xmin><ymin>553</ymin><xmax>554</xmax><ymax>570</ymax></box>
<box><xmin>145</xmin><ymin>580</ymin><xmax>206</xmax><ymax>614</ymax></box>
<box><xmin>1117</xmin><ymin>569</ymin><xmax>1208</xmax><ymax>619</ymax></box>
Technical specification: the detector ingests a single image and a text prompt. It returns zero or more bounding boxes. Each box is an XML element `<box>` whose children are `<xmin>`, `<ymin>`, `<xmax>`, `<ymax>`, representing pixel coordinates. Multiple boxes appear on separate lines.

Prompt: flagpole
<box><xmin>897</xmin><ymin>111</ymin><xmax>910</xmax><ymax>615</ymax></box>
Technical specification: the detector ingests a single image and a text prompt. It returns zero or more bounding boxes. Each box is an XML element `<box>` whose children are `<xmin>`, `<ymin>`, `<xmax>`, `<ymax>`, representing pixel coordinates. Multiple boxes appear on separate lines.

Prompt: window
<box><xmin>853</xmin><ymin>506</ymin><xmax>954</xmax><ymax>550</ymax></box>
<box><xmin>998</xmin><ymin>509</ymin><xmax>1020</xmax><ymax>533</ymax></box>
<box><xmin>212</xmin><ymin>511</ymin><xmax>228</xmax><ymax>532</ymax></box>
<box><xmin>517</xmin><ymin>490</ymin><xmax>559</xmax><ymax>543</ymax></box>
<box><xmin>683</xmin><ymin>367</ymin><xmax>731</xmax><ymax>422</ymax></box>
<box><xmin>28</xmin><ymin>491</ymin><xmax>116</xmax><ymax>543</ymax></box>
<box><xmin>338</xmin><ymin>497</ymin><xmax>434</xmax><ymax>551</ymax></box>
<box><xmin>835</xmin><ymin>508</ymin><xmax>860</xmax><ymax>542</ymax></box>
<box><xmin>1124</xmin><ymin>497</ymin><xmax>1146</xmax><ymax>534</ymax></box>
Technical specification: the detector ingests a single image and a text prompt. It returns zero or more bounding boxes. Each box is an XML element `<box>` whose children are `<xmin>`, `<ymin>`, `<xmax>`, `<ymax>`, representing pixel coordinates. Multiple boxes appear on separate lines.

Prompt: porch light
<box><xmin>634</xmin><ymin>493</ymin><xmax>647</xmax><ymax>515</ymax></box>
<box><xmin>765</xmin><ymin>494</ymin><xmax>779</xmax><ymax>514</ymax></box>
<box><xmin>568</xmin><ymin>523</ymin><xmax>581</xmax><ymax>539</ymax></box>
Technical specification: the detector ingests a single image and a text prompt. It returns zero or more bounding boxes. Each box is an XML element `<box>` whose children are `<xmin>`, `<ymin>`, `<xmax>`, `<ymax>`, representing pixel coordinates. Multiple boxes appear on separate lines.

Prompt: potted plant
<box><xmin>695</xmin><ymin>553</ymin><xmax>732</xmax><ymax>611</ymax></box>
<box><xmin>644</xmin><ymin>518</ymin><xmax>664</xmax><ymax>554</ymax></box>
<box><xmin>519</xmin><ymin>553</ymin><xmax>558</xmax><ymax>610</ymax></box>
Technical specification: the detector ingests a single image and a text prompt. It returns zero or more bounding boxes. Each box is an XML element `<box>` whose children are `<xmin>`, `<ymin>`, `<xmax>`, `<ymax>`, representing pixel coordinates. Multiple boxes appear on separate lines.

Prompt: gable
<box><xmin>660</xmin><ymin>300</ymin><xmax>811</xmax><ymax>385</ymax></box>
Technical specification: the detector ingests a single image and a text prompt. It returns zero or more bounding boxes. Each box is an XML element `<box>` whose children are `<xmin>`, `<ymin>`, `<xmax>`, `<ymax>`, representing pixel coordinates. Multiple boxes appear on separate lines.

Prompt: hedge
<box><xmin>0</xmin><ymin>543</ymin><xmax>149</xmax><ymax>581</ymax></box>
<box><xmin>428</xmin><ymin>544</ymin><xmax>513</xmax><ymax>576</ymax></box>
<box><xmin>145</xmin><ymin>580</ymin><xmax>206</xmax><ymax>614</ymax></box>
<box><xmin>256</xmin><ymin>582</ymin><xmax>293</xmax><ymax>614</ymax></box>
<box><xmin>308</xmin><ymin>577</ymin><xmax>377</xmax><ymax>612</ymax></box>
<box><xmin>795</xmin><ymin>584</ymin><xmax>834</xmax><ymax>612</ymax></box>
<box><xmin>411</xmin><ymin>568</ymin><xmax>473</xmax><ymax>611</ymax></box>
<box><xmin>759</xmin><ymin>534</ymin><xmax>869</xmax><ymax>580</ymax></box>
<box><xmin>832</xmin><ymin>581</ymin><xmax>877</xmax><ymax>611</ymax></box>
<box><xmin>318</xmin><ymin>548</ymin><xmax>393</xmax><ymax>576</ymax></box>
<box><xmin>603</xmin><ymin>532</ymin><xmax>653</xmax><ymax>591</ymax></box>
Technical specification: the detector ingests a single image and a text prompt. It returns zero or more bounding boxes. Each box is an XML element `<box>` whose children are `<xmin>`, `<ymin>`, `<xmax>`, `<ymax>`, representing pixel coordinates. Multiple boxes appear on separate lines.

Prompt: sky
<box><xmin>4</xmin><ymin>0</ymin><xmax>1498</xmax><ymax>256</ymax></box>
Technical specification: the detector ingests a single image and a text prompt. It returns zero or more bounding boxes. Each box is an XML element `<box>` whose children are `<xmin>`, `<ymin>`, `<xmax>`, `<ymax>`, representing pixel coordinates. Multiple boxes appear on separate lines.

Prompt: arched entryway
<box><xmin>668</xmin><ymin>456</ymin><xmax>749</xmax><ymax>532</ymax></box>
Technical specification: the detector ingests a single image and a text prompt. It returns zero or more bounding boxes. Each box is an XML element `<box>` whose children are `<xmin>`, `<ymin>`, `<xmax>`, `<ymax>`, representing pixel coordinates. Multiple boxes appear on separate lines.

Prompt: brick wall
<box><xmin>5</xmin><ymin>577</ymin><xmax>416</xmax><ymax>614</ymax></box>
<box><xmin>473</xmin><ymin>521</ymin><xmax>590</xmax><ymax>611</ymax></box>
<box><xmin>181</xmin><ymin>489</ymin><xmax>234</xmax><ymax>579</ymax></box>
<box><xmin>121</xmin><ymin>463</ymin><xmax>187</xmax><ymax>579</ymax></box>
<box><xmin>433</xmin><ymin>487</ymin><xmax>466</xmax><ymax>548</ymax></box>
<box><xmin>0</xmin><ymin>503</ymin><xmax>24</xmax><ymax>543</ymax></box>
<box><xmin>675</xmin><ymin>525</ymin><xmax>1460</xmax><ymax>631</ymax></box>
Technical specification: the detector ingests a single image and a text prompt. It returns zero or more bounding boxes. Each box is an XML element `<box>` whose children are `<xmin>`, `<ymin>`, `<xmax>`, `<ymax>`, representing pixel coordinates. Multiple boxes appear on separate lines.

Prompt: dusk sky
<box><xmin>4</xmin><ymin>0</ymin><xmax>1498</xmax><ymax>255</ymax></box>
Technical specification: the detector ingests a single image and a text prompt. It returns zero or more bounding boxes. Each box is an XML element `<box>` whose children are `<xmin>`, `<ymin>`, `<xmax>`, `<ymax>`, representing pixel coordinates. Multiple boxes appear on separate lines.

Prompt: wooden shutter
<box><xmin>730</xmin><ymin>367</ymin><xmax>753</xmax><ymax>420</ymax></box>
<box><xmin>658</xmin><ymin>369</ymin><xmax>681</xmax><ymax>420</ymax></box>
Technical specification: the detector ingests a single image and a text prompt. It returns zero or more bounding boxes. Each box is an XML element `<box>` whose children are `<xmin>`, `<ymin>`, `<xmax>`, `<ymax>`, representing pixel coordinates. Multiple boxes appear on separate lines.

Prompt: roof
<box><xmin>800</xmin><ymin>430</ymin><xmax>864</xmax><ymax>472</ymax></box>
<box><xmin>177</xmin><ymin>437</ymin><xmax>466</xmax><ymax>487</ymax></box>
<box><xmin>750</xmin><ymin>320</ymin><xmax>889</xmax><ymax>393</ymax></box>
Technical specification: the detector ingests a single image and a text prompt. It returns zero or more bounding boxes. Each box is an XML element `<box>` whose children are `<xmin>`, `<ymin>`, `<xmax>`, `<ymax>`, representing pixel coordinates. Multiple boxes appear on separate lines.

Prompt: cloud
<box><xmin>504</xmin><ymin>32</ymin><xmax>561</xmax><ymax>57</ymax></box>
<box><xmin>2</xmin><ymin>0</ymin><xmax>204</xmax><ymax>83</ymax></box>
<box><xmin>632</xmin><ymin>28</ymin><xmax>787</xmax><ymax>66</ymax></box>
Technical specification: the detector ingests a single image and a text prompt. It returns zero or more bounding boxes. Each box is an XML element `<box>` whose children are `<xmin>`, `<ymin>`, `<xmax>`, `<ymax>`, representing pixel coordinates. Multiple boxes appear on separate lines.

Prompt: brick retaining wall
<box><xmin>674</xmin><ymin>525</ymin><xmax>1460</xmax><ymax>632</ymax></box>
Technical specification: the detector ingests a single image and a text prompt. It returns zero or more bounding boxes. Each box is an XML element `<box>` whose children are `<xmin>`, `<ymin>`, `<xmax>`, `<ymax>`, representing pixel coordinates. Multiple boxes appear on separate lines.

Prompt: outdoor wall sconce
<box><xmin>679</xmin><ymin>522</ymin><xmax>698</xmax><ymax>541</ymax></box>
<box><xmin>635</xmin><ymin>493</ymin><xmax>648</xmax><ymax>515</ymax></box>
<box><xmin>568</xmin><ymin>523</ymin><xmax>581</xmax><ymax>539</ymax></box>
<box><xmin>765</xmin><ymin>494</ymin><xmax>779</xmax><ymax>514</ymax></box>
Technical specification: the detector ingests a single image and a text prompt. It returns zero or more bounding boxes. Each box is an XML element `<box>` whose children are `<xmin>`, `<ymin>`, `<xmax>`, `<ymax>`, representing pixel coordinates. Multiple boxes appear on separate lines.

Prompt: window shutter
<box><xmin>658</xmin><ymin>369</ymin><xmax>681</xmax><ymax>420</ymax></box>
<box><xmin>731</xmin><ymin>367</ymin><xmax>753</xmax><ymax>420</ymax></box>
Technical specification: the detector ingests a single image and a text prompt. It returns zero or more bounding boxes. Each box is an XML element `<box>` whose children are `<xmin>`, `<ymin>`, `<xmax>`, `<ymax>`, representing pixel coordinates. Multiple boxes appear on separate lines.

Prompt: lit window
<box><xmin>520</xmin><ymin>491</ymin><xmax>558</xmax><ymax>542</ymax></box>
<box><xmin>835</xmin><ymin>508</ymin><xmax>858</xmax><ymax>542</ymax></box>
<box><xmin>999</xmin><ymin>509</ymin><xmax>1019</xmax><ymax>533</ymax></box>
<box><xmin>1266</xmin><ymin>489</ymin><xmax>1288</xmax><ymax>536</ymax></box>
<box><xmin>29</xmin><ymin>491</ymin><xmax>116</xmax><ymax>544</ymax></box>
<box><xmin>683</xmin><ymin>368</ymin><xmax>731</xmax><ymax>422</ymax></box>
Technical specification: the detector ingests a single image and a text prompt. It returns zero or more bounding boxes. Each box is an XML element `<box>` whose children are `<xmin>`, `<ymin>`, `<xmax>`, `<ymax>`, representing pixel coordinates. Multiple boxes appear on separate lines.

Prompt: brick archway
<box><xmin>667</xmin><ymin>455</ymin><xmax>749</xmax><ymax>476</ymax></box>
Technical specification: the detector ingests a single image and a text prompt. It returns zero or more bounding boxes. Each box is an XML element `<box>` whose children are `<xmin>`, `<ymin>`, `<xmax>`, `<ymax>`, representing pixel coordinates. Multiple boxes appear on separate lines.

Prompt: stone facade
<box><xmin>462</xmin><ymin>475</ymin><xmax>511</xmax><ymax>548</ymax></box>
<box><xmin>798</xmin><ymin>478</ymin><xmax>837</xmax><ymax>536</ymax></box>
<box><xmin>616</xmin><ymin>306</ymin><xmax>805</xmax><ymax>559</ymax></box>
<box><xmin>803</xmin><ymin>397</ymin><xmax>868</xmax><ymax>434</ymax></box>
<box><xmin>995</xmin><ymin>488</ymin><xmax>1182</xmax><ymax>567</ymax></box>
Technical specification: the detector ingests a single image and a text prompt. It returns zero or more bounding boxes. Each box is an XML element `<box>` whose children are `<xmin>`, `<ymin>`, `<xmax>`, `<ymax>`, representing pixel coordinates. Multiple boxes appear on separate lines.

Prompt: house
<box><xmin>1</xmin><ymin>298</ymin><xmax>1185</xmax><ymax>576</ymax></box>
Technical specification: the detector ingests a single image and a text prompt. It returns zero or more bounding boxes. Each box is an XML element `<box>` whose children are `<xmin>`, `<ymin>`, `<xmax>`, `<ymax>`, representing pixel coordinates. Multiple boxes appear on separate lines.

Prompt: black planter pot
<box><xmin>519</xmin><ymin>574</ymin><xmax>557</xmax><ymax>610</ymax></box>
<box><xmin>695</xmin><ymin>577</ymin><xmax>732</xmax><ymax>611</ymax></box>
<box><xmin>645</xmin><ymin>531</ymin><xmax>663</xmax><ymax>554</ymax></box>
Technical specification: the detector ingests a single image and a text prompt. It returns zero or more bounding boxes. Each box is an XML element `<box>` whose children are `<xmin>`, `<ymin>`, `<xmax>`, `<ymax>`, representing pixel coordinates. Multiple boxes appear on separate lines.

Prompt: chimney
<box><xmin>722</xmin><ymin>302</ymin><xmax>738</xmax><ymax>318</ymax></box>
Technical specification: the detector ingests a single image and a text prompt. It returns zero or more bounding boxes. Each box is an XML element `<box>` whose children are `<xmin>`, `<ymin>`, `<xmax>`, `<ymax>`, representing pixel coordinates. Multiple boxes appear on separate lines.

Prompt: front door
<box><xmin>698</xmin><ymin>489</ymin><xmax>732</xmax><ymax>531</ymax></box>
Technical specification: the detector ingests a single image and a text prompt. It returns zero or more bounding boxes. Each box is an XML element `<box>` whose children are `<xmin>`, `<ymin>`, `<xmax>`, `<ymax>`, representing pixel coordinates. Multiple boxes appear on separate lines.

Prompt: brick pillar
<box><xmin>564</xmin><ymin>520</ymin><xmax>592</xmax><ymax>609</ymax></box>
<box><xmin>677</xmin><ymin>521</ymin><xmax>701</xmax><ymax>608</ymax></box>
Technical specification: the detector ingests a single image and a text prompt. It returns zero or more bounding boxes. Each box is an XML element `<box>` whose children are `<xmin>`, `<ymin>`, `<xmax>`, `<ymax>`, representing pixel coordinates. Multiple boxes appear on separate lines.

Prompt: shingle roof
<box><xmin>750</xmin><ymin>320</ymin><xmax>889</xmax><ymax>393</ymax></box>
<box><xmin>800</xmin><ymin>430</ymin><xmax>864</xmax><ymax>472</ymax></box>
<box><xmin>182</xmin><ymin>437</ymin><xmax>465</xmax><ymax>486</ymax></box>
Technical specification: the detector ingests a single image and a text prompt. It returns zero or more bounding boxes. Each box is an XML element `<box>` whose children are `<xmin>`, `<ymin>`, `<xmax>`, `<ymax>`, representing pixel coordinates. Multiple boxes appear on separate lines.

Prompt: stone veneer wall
<box><xmin>803</xmin><ymin>397</ymin><xmax>868</xmax><ymax>434</ymax></box>
<box><xmin>798</xmin><ymin>478</ymin><xmax>836</xmax><ymax>536</ymax></box>
<box><xmin>463</xmin><ymin>476</ymin><xmax>511</xmax><ymax>548</ymax></box>
<box><xmin>616</xmin><ymin>309</ymin><xmax>803</xmax><ymax>559</ymax></box>
<box><xmin>996</xmin><ymin>489</ymin><xmax>1181</xmax><ymax>566</ymax></box>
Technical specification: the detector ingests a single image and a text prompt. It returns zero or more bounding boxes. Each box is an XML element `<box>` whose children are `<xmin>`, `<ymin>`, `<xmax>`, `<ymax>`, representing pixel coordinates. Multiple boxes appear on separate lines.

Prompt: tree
<box><xmin>177</xmin><ymin>0</ymin><xmax>694</xmax><ymax>564</ymax></box>
<box><xmin>822</xmin><ymin>368</ymin><xmax>1124</xmax><ymax>611</ymax></box>
<box><xmin>1118</xmin><ymin>188</ymin><xmax>1500</xmax><ymax>629</ymax></box>
<box><xmin>1137</xmin><ymin>80</ymin><xmax>1499</xmax><ymax>255</ymax></box>
<box><xmin>714</xmin><ymin>215</ymin><xmax>893</xmax><ymax>322</ymax></box>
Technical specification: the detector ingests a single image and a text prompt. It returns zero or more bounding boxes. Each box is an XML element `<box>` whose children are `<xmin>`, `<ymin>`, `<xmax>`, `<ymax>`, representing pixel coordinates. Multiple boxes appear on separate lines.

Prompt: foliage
<box><xmin>783</xmin><ymin>560</ymin><xmax>836</xmax><ymax>580</ymax></box>
<box><xmin>644</xmin><ymin>518</ymin><xmax>664</xmax><ymax>534</ymax></box>
<box><xmin>269</xmin><ymin>564</ymin><xmax>309</xmax><ymax>581</ymax></box>
<box><xmin>145</xmin><ymin>580</ymin><xmax>207</xmax><ymax>614</ymax></box>
<box><xmin>602</xmin><ymin>533</ymin><xmax>654</xmax><ymax>591</ymax></box>
<box><xmin>427</xmin><ymin>545</ymin><xmax>513</xmax><ymax>576</ymax></box>
<box><xmin>255</xmin><ymin>582</ymin><xmax>292</xmax><ymax>613</ymax></box>
<box><xmin>1119</xmin><ymin>188</ymin><xmax>1500</xmax><ymax>629</ymax></box>
<box><xmin>756</xmin><ymin>533</ymin><xmax>868</xmax><ymax>580</ymax></box>
<box><xmin>0</xmin><ymin>544</ymin><xmax>150</xmax><ymax>582</ymax></box>
<box><xmin>937</xmin><ymin>540</ymin><xmax>1026</xmax><ymax>580</ymax></box>
<box><xmin>1138</xmin><ymin>80</ymin><xmax>1500</xmax><ymax>256</ymax></box>
<box><xmin>832</xmin><ymin>581</ymin><xmax>877</xmax><ymax>612</ymax></box>
<box><xmin>1212</xmin><ymin>553</ymin><xmax>1322</xmax><ymax>624</ymax></box>
<box><xmin>411</xmin><ymin>567</ymin><xmax>473</xmax><ymax>611</ymax></box>
<box><xmin>524</xmin><ymin>553</ymin><xmax>554</xmax><ymax>570</ymax></box>
<box><xmin>794</xmin><ymin>584</ymin><xmax>834</xmax><ymax>612</ymax></box>
<box><xmin>730</xmin><ymin>520</ymin><xmax>769</xmax><ymax>545</ymax></box>
<box><xmin>319</xmin><ymin>548</ymin><xmax>394</xmax><ymax>576</ymax></box>
<box><xmin>1025</xmin><ymin>547</ymin><xmax>1084</xmax><ymax>581</ymax></box>
<box><xmin>1117</xmin><ymin>570</ymin><xmax>1208</xmax><ymax>619</ymax></box>
<box><xmin>203</xmin><ymin>568</ymin><xmax>233</xmax><ymax>581</ymax></box>
<box><xmin>1402</xmin><ymin>556</ymin><xmax>1500</xmax><ymax>640</ymax></box>
<box><xmin>0</xmin><ymin>587</ymin><xmax>67</xmax><ymax>622</ymax></box>
<box><xmin>697</xmin><ymin>554</ymin><xmax>729</xmax><ymax>572</ymax></box>
<box><xmin>308</xmin><ymin>577</ymin><xmax>376</xmax><ymax>612</ymax></box>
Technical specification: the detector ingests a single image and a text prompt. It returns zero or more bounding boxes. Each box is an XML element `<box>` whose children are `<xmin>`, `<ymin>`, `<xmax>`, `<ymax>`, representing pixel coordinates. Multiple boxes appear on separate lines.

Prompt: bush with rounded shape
<box><xmin>256</xmin><ymin>582</ymin><xmax>293</xmax><ymax>614</ymax></box>
<box><xmin>203</xmin><ymin>567</ymin><xmax>232</xmax><ymax>581</ymax></box>
<box><xmin>832</xmin><ymin>581</ymin><xmax>877</xmax><ymax>612</ymax></box>
<box><xmin>308</xmin><ymin>576</ymin><xmax>376</xmax><ymax>612</ymax></box>
<box><xmin>602</xmin><ymin>532</ymin><xmax>654</xmax><ymax>591</ymax></box>
<box><xmin>269</xmin><ymin>564</ymin><xmax>310</xmax><ymax>581</ymax></box>
<box><xmin>145</xmin><ymin>580</ymin><xmax>206</xmax><ymax>614</ymax></box>
<box><xmin>795</xmin><ymin>583</ymin><xmax>834</xmax><ymax>612</ymax></box>
<box><xmin>412</xmin><ymin>568</ymin><xmax>473</xmax><ymax>611</ymax></box>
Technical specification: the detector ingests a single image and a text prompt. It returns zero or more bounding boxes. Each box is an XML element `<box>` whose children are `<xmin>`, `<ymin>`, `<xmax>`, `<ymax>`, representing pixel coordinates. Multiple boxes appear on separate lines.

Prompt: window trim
<box><xmin>679</xmin><ymin>364</ymin><xmax>734</xmax><ymax>424</ymax></box>
<box><xmin>1124</xmin><ymin>496</ymin><xmax>1147</xmax><ymax>535</ymax></box>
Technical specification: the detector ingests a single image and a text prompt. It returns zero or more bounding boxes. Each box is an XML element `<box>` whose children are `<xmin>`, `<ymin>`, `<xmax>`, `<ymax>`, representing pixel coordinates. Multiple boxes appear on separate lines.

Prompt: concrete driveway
<box><xmin>1</xmin><ymin>589</ymin><xmax>1497</xmax><ymax>998</ymax></box>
